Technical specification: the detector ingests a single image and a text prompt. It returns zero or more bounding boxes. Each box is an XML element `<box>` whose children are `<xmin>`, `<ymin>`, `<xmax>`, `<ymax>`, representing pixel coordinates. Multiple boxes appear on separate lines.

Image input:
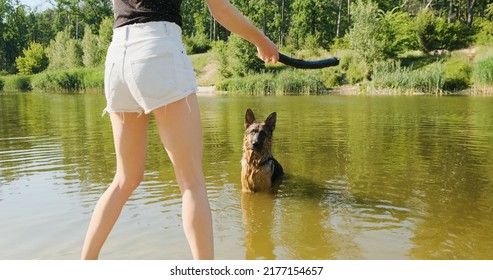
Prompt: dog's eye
<box><xmin>250</xmin><ymin>129</ymin><xmax>259</xmax><ymax>134</ymax></box>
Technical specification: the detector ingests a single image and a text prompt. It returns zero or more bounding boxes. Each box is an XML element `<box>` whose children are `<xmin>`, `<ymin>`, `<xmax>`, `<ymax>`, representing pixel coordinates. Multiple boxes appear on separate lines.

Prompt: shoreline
<box><xmin>197</xmin><ymin>85</ymin><xmax>493</xmax><ymax>96</ymax></box>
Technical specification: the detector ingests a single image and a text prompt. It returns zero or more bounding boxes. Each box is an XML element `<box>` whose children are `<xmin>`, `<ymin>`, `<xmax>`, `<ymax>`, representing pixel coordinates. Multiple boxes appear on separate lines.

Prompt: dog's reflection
<box><xmin>241</xmin><ymin>192</ymin><xmax>277</xmax><ymax>260</ymax></box>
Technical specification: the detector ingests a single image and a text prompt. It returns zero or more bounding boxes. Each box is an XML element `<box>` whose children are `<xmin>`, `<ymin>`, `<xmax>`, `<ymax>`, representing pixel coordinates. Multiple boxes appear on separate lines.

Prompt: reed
<box><xmin>473</xmin><ymin>55</ymin><xmax>493</xmax><ymax>86</ymax></box>
<box><xmin>31</xmin><ymin>68</ymin><xmax>104</xmax><ymax>93</ymax></box>
<box><xmin>2</xmin><ymin>75</ymin><xmax>32</xmax><ymax>91</ymax></box>
<box><xmin>217</xmin><ymin>69</ymin><xmax>327</xmax><ymax>95</ymax></box>
<box><xmin>371</xmin><ymin>59</ymin><xmax>445</xmax><ymax>94</ymax></box>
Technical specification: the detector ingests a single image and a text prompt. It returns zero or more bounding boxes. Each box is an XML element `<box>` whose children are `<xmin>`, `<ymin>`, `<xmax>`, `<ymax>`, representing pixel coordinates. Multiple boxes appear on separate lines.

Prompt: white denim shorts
<box><xmin>103</xmin><ymin>21</ymin><xmax>197</xmax><ymax>115</ymax></box>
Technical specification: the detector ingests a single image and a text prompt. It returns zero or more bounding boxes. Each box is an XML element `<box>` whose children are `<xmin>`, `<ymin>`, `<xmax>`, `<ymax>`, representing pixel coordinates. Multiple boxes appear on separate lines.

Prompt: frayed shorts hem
<box><xmin>102</xmin><ymin>89</ymin><xmax>197</xmax><ymax>117</ymax></box>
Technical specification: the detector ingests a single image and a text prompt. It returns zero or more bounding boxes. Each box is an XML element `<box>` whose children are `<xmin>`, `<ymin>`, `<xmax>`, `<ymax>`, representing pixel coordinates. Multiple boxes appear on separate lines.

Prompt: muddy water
<box><xmin>1</xmin><ymin>92</ymin><xmax>492</xmax><ymax>259</ymax></box>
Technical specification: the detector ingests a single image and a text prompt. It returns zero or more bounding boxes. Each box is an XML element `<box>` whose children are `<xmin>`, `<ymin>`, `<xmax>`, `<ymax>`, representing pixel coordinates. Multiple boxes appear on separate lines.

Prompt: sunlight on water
<box><xmin>1</xmin><ymin>92</ymin><xmax>493</xmax><ymax>259</ymax></box>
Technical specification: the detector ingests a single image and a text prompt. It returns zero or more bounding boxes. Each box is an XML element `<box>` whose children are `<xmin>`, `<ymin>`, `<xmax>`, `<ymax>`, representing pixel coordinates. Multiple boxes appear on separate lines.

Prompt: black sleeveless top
<box><xmin>113</xmin><ymin>0</ymin><xmax>182</xmax><ymax>28</ymax></box>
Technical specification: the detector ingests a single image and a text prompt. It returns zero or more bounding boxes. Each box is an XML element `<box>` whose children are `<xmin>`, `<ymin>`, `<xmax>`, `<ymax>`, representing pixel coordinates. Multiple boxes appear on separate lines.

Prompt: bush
<box><xmin>32</xmin><ymin>70</ymin><xmax>85</xmax><ymax>93</ymax></box>
<box><xmin>415</xmin><ymin>9</ymin><xmax>439</xmax><ymax>53</ymax></box>
<box><xmin>3</xmin><ymin>75</ymin><xmax>32</xmax><ymax>91</ymax></box>
<box><xmin>475</xmin><ymin>3</ymin><xmax>493</xmax><ymax>46</ymax></box>
<box><xmin>0</xmin><ymin>78</ymin><xmax>4</xmax><ymax>91</ymax></box>
<box><xmin>321</xmin><ymin>67</ymin><xmax>344</xmax><ymax>88</ymax></box>
<box><xmin>343</xmin><ymin>52</ymin><xmax>369</xmax><ymax>84</ymax></box>
<box><xmin>15</xmin><ymin>42</ymin><xmax>49</xmax><ymax>75</ymax></box>
<box><xmin>184</xmin><ymin>33</ymin><xmax>211</xmax><ymax>54</ymax></box>
<box><xmin>227</xmin><ymin>35</ymin><xmax>265</xmax><ymax>77</ymax></box>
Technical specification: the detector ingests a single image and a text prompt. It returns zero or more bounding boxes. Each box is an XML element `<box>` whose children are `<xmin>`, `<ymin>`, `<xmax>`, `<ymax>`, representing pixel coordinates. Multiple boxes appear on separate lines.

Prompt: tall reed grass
<box><xmin>2</xmin><ymin>75</ymin><xmax>32</xmax><ymax>91</ymax></box>
<box><xmin>371</xmin><ymin>60</ymin><xmax>445</xmax><ymax>94</ymax></box>
<box><xmin>31</xmin><ymin>68</ymin><xmax>103</xmax><ymax>93</ymax></box>
<box><xmin>216</xmin><ymin>69</ymin><xmax>326</xmax><ymax>95</ymax></box>
<box><xmin>473</xmin><ymin>55</ymin><xmax>493</xmax><ymax>86</ymax></box>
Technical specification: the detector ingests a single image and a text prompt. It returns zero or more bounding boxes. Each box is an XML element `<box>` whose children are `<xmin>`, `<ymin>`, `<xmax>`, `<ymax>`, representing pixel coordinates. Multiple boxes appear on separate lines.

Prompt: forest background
<box><xmin>0</xmin><ymin>0</ymin><xmax>492</xmax><ymax>95</ymax></box>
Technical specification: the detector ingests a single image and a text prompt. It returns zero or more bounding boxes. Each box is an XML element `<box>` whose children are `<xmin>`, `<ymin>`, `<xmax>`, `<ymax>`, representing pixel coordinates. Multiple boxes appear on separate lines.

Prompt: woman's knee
<box><xmin>111</xmin><ymin>173</ymin><xmax>144</xmax><ymax>197</ymax></box>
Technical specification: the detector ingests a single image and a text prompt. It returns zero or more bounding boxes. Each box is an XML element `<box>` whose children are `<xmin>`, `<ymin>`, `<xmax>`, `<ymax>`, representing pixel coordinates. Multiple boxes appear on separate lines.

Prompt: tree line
<box><xmin>0</xmin><ymin>0</ymin><xmax>492</xmax><ymax>76</ymax></box>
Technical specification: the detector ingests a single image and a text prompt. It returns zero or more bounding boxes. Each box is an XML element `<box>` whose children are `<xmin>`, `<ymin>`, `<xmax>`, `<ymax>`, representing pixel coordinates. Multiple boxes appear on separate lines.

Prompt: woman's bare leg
<box><xmin>81</xmin><ymin>112</ymin><xmax>150</xmax><ymax>260</ymax></box>
<box><xmin>153</xmin><ymin>94</ymin><xmax>214</xmax><ymax>260</ymax></box>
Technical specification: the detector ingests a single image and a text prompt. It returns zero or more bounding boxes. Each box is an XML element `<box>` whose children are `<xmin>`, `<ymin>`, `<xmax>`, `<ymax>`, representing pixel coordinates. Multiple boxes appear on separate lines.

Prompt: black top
<box><xmin>113</xmin><ymin>0</ymin><xmax>182</xmax><ymax>28</ymax></box>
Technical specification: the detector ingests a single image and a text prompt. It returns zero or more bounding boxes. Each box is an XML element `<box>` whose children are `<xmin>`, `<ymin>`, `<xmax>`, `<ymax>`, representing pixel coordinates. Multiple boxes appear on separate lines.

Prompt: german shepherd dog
<box><xmin>241</xmin><ymin>109</ymin><xmax>284</xmax><ymax>192</ymax></box>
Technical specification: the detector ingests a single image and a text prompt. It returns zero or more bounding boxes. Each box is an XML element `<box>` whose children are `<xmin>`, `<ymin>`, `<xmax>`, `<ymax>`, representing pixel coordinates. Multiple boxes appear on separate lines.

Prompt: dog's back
<box><xmin>241</xmin><ymin>109</ymin><xmax>284</xmax><ymax>192</ymax></box>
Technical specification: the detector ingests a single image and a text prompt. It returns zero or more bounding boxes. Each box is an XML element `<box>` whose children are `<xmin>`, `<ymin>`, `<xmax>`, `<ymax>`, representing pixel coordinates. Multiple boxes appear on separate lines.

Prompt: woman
<box><xmin>81</xmin><ymin>0</ymin><xmax>278</xmax><ymax>260</ymax></box>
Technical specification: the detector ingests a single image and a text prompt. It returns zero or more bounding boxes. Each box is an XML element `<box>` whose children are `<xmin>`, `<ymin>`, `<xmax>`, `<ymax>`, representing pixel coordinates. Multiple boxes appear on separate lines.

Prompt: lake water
<box><xmin>1</xmin><ymin>92</ymin><xmax>492</xmax><ymax>260</ymax></box>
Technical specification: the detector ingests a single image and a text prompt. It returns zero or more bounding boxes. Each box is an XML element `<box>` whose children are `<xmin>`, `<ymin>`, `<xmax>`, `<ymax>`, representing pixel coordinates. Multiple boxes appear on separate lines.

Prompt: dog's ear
<box><xmin>265</xmin><ymin>112</ymin><xmax>277</xmax><ymax>132</ymax></box>
<box><xmin>245</xmin><ymin>109</ymin><xmax>256</xmax><ymax>129</ymax></box>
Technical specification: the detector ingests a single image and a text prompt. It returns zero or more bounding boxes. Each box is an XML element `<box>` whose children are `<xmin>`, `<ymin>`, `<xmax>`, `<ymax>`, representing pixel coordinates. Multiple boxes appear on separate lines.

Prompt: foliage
<box><xmin>415</xmin><ymin>9</ymin><xmax>473</xmax><ymax>52</ymax></box>
<box><xmin>474</xmin><ymin>3</ymin><xmax>493</xmax><ymax>46</ymax></box>
<box><xmin>0</xmin><ymin>1</ymin><xmax>30</xmax><ymax>73</ymax></box>
<box><xmin>473</xmin><ymin>55</ymin><xmax>493</xmax><ymax>86</ymax></box>
<box><xmin>347</xmin><ymin>0</ymin><xmax>387</xmax><ymax>64</ymax></box>
<box><xmin>211</xmin><ymin>40</ymin><xmax>233</xmax><ymax>78</ymax></box>
<box><xmin>184</xmin><ymin>32</ymin><xmax>212</xmax><ymax>55</ymax></box>
<box><xmin>213</xmin><ymin>35</ymin><xmax>265</xmax><ymax>78</ymax></box>
<box><xmin>32</xmin><ymin>69</ymin><xmax>85</xmax><ymax>93</ymax></box>
<box><xmin>81</xmin><ymin>25</ymin><xmax>103</xmax><ymax>68</ymax></box>
<box><xmin>83</xmin><ymin>68</ymin><xmax>104</xmax><ymax>90</ymax></box>
<box><xmin>3</xmin><ymin>75</ymin><xmax>32</xmax><ymax>91</ymax></box>
<box><xmin>46</xmin><ymin>28</ymin><xmax>83</xmax><ymax>71</ymax></box>
<box><xmin>98</xmin><ymin>16</ymin><xmax>114</xmax><ymax>63</ymax></box>
<box><xmin>288</xmin><ymin>0</ymin><xmax>337</xmax><ymax>49</ymax></box>
<box><xmin>380</xmin><ymin>9</ymin><xmax>417</xmax><ymax>56</ymax></box>
<box><xmin>0</xmin><ymin>77</ymin><xmax>4</xmax><ymax>91</ymax></box>
<box><xmin>15</xmin><ymin>42</ymin><xmax>48</xmax><ymax>75</ymax></box>
<box><xmin>415</xmin><ymin>9</ymin><xmax>438</xmax><ymax>53</ymax></box>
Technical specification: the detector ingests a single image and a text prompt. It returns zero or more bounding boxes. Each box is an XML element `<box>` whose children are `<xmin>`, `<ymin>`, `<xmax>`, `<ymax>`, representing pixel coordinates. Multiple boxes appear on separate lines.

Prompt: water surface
<box><xmin>1</xmin><ymin>92</ymin><xmax>492</xmax><ymax>259</ymax></box>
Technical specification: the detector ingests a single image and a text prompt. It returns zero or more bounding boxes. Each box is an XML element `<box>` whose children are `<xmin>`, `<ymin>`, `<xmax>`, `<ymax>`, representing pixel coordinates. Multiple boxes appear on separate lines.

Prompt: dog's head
<box><xmin>243</xmin><ymin>108</ymin><xmax>277</xmax><ymax>152</ymax></box>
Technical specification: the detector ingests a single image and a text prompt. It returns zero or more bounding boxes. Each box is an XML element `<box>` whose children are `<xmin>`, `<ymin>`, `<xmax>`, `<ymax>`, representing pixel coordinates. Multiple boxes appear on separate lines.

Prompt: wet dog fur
<box><xmin>241</xmin><ymin>109</ymin><xmax>284</xmax><ymax>192</ymax></box>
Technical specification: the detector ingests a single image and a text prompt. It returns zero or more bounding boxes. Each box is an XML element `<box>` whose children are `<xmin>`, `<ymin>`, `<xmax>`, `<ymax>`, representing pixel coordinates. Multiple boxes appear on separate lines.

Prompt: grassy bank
<box><xmin>0</xmin><ymin>67</ymin><xmax>104</xmax><ymax>93</ymax></box>
<box><xmin>1</xmin><ymin>46</ymin><xmax>492</xmax><ymax>95</ymax></box>
<box><xmin>214</xmin><ymin>46</ymin><xmax>493</xmax><ymax>96</ymax></box>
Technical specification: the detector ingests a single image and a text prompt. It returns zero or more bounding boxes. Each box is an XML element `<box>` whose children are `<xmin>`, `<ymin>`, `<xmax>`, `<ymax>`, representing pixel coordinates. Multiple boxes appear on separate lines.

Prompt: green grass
<box><xmin>2</xmin><ymin>75</ymin><xmax>32</xmax><ymax>91</ymax></box>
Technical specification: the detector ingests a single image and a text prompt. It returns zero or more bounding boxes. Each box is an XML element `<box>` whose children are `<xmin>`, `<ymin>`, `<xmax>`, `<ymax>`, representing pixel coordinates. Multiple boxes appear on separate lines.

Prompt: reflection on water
<box><xmin>1</xmin><ymin>92</ymin><xmax>493</xmax><ymax>259</ymax></box>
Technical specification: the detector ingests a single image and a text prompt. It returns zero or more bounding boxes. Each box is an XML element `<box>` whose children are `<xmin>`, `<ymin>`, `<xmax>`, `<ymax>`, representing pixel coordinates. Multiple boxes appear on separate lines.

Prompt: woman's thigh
<box><xmin>152</xmin><ymin>93</ymin><xmax>205</xmax><ymax>190</ymax></box>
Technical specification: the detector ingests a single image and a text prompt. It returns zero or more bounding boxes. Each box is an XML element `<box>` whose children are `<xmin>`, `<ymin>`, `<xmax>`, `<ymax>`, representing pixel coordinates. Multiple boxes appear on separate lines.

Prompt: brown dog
<box><xmin>241</xmin><ymin>109</ymin><xmax>284</xmax><ymax>192</ymax></box>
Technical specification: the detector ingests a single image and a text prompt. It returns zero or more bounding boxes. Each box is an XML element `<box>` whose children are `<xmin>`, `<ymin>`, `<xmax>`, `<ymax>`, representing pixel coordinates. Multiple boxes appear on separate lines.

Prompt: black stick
<box><xmin>277</xmin><ymin>52</ymin><xmax>340</xmax><ymax>69</ymax></box>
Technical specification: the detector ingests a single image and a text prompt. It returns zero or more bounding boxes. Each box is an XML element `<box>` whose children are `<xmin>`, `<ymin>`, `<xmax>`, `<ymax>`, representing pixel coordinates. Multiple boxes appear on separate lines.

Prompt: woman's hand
<box><xmin>205</xmin><ymin>0</ymin><xmax>279</xmax><ymax>64</ymax></box>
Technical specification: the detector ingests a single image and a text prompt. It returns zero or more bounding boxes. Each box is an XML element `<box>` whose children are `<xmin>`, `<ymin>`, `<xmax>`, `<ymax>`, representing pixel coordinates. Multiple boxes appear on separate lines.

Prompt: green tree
<box><xmin>81</xmin><ymin>25</ymin><xmax>102</xmax><ymax>68</ymax></box>
<box><xmin>46</xmin><ymin>28</ymin><xmax>83</xmax><ymax>70</ymax></box>
<box><xmin>15</xmin><ymin>42</ymin><xmax>48</xmax><ymax>75</ymax></box>
<box><xmin>380</xmin><ymin>9</ymin><xmax>417</xmax><ymax>56</ymax></box>
<box><xmin>347</xmin><ymin>0</ymin><xmax>387</xmax><ymax>64</ymax></box>
<box><xmin>98</xmin><ymin>16</ymin><xmax>113</xmax><ymax>63</ymax></box>
<box><xmin>29</xmin><ymin>9</ymin><xmax>58</xmax><ymax>46</ymax></box>
<box><xmin>1</xmin><ymin>0</ymin><xmax>30</xmax><ymax>73</ymax></box>
<box><xmin>475</xmin><ymin>3</ymin><xmax>493</xmax><ymax>45</ymax></box>
<box><xmin>289</xmin><ymin>0</ymin><xmax>337</xmax><ymax>49</ymax></box>
<box><xmin>52</xmin><ymin>0</ymin><xmax>112</xmax><ymax>38</ymax></box>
